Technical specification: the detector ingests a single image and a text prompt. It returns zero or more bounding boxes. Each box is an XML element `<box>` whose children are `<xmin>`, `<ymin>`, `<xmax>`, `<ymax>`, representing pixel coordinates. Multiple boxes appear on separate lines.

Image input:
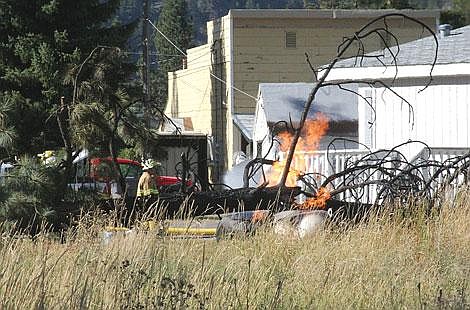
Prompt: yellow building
<box><xmin>164</xmin><ymin>9</ymin><xmax>439</xmax><ymax>182</ymax></box>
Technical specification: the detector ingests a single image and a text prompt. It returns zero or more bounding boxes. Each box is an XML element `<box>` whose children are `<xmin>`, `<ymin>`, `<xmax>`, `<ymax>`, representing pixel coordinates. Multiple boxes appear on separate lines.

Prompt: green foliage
<box><xmin>70</xmin><ymin>48</ymin><xmax>137</xmax><ymax>150</ymax></box>
<box><xmin>0</xmin><ymin>92</ymin><xmax>18</xmax><ymax>155</ymax></box>
<box><xmin>0</xmin><ymin>157</ymin><xmax>75</xmax><ymax>231</ymax></box>
<box><xmin>450</xmin><ymin>0</ymin><xmax>470</xmax><ymax>26</ymax></box>
<box><xmin>118</xmin><ymin>147</ymin><xmax>141</xmax><ymax>162</ymax></box>
<box><xmin>0</xmin><ymin>0</ymin><xmax>135</xmax><ymax>155</ymax></box>
<box><xmin>0</xmin><ymin>91</ymin><xmax>45</xmax><ymax>157</ymax></box>
<box><xmin>0</xmin><ymin>0</ymin><xmax>137</xmax><ymax>229</ymax></box>
<box><xmin>153</xmin><ymin>0</ymin><xmax>193</xmax><ymax>110</ymax></box>
<box><xmin>441</xmin><ymin>10</ymin><xmax>467</xmax><ymax>29</ymax></box>
<box><xmin>310</xmin><ymin>0</ymin><xmax>411</xmax><ymax>9</ymax></box>
<box><xmin>155</xmin><ymin>0</ymin><xmax>193</xmax><ymax>74</ymax></box>
<box><xmin>386</xmin><ymin>0</ymin><xmax>412</xmax><ymax>8</ymax></box>
<box><xmin>0</xmin><ymin>155</ymin><xmax>102</xmax><ymax>232</ymax></box>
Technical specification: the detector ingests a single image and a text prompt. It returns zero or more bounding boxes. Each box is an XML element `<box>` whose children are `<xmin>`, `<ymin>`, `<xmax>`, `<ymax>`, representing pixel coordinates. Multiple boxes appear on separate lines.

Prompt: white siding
<box><xmin>359</xmin><ymin>77</ymin><xmax>470</xmax><ymax>159</ymax></box>
<box><xmin>358</xmin><ymin>88</ymin><xmax>375</xmax><ymax>149</ymax></box>
<box><xmin>252</xmin><ymin>95</ymin><xmax>270</xmax><ymax>158</ymax></box>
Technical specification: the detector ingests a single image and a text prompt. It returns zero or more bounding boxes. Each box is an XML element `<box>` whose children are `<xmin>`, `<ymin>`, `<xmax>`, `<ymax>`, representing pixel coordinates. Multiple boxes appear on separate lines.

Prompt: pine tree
<box><xmin>286</xmin><ymin>0</ymin><xmax>305</xmax><ymax>8</ymax></box>
<box><xmin>384</xmin><ymin>0</ymin><xmax>411</xmax><ymax>8</ymax></box>
<box><xmin>0</xmin><ymin>0</ymin><xmax>137</xmax><ymax>227</ymax></box>
<box><xmin>155</xmin><ymin>0</ymin><xmax>193</xmax><ymax>74</ymax></box>
<box><xmin>0</xmin><ymin>0</ymin><xmax>136</xmax><ymax>157</ymax></box>
<box><xmin>245</xmin><ymin>0</ymin><xmax>256</xmax><ymax>8</ymax></box>
<box><xmin>70</xmin><ymin>47</ymin><xmax>141</xmax><ymax>194</ymax></box>
<box><xmin>453</xmin><ymin>0</ymin><xmax>470</xmax><ymax>24</ymax></box>
<box><xmin>153</xmin><ymin>0</ymin><xmax>193</xmax><ymax>109</ymax></box>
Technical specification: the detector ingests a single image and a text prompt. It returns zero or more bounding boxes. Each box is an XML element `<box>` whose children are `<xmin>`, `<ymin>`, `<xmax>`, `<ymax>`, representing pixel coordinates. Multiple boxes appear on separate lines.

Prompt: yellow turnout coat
<box><xmin>136</xmin><ymin>171</ymin><xmax>159</xmax><ymax>197</ymax></box>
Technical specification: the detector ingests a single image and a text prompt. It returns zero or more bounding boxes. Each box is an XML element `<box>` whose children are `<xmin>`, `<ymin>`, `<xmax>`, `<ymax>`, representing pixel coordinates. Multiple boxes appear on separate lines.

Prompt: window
<box><xmin>285</xmin><ymin>31</ymin><xmax>297</xmax><ymax>49</ymax></box>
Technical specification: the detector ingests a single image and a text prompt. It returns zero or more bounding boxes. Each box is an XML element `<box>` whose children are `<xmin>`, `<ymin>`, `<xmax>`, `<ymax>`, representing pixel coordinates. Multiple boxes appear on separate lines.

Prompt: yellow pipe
<box><xmin>104</xmin><ymin>226</ymin><xmax>130</xmax><ymax>232</ymax></box>
<box><xmin>166</xmin><ymin>227</ymin><xmax>217</xmax><ymax>235</ymax></box>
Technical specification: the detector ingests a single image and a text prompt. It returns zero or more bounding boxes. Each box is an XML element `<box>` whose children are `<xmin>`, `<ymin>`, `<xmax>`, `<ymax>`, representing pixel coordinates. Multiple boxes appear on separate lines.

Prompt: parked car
<box><xmin>69</xmin><ymin>151</ymin><xmax>193</xmax><ymax>198</ymax></box>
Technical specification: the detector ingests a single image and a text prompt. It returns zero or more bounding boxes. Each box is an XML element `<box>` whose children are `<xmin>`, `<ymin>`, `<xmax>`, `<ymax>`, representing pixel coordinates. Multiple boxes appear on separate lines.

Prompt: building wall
<box><xmin>232</xmin><ymin>15</ymin><xmax>438</xmax><ymax>114</ymax></box>
<box><xmin>209</xmin><ymin>15</ymin><xmax>233</xmax><ymax>181</ymax></box>
<box><xmin>167</xmin><ymin>69</ymin><xmax>212</xmax><ymax>134</ymax></box>
<box><xmin>165</xmin><ymin>16</ymin><xmax>232</xmax><ymax>182</ymax></box>
<box><xmin>359</xmin><ymin>75</ymin><xmax>470</xmax><ymax>159</ymax></box>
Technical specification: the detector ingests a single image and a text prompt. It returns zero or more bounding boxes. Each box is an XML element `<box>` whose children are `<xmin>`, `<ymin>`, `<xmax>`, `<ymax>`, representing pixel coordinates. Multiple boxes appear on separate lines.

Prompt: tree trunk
<box><xmin>57</xmin><ymin>97</ymin><xmax>74</xmax><ymax>193</ymax></box>
<box><xmin>109</xmin><ymin>115</ymin><xmax>127</xmax><ymax>198</ymax></box>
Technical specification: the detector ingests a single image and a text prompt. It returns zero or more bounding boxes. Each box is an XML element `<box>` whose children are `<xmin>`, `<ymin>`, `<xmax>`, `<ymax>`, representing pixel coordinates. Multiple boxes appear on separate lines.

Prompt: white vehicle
<box><xmin>0</xmin><ymin>162</ymin><xmax>14</xmax><ymax>184</ymax></box>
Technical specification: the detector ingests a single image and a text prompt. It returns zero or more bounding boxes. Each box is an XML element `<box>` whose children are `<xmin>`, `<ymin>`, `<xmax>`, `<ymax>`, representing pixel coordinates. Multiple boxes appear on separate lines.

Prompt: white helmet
<box><xmin>142</xmin><ymin>158</ymin><xmax>160</xmax><ymax>170</ymax></box>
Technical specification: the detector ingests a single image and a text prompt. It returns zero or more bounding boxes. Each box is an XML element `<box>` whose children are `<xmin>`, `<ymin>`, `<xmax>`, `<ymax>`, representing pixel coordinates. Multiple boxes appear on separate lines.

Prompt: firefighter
<box><xmin>37</xmin><ymin>150</ymin><xmax>56</xmax><ymax>166</ymax></box>
<box><xmin>136</xmin><ymin>158</ymin><xmax>159</xmax><ymax>201</ymax></box>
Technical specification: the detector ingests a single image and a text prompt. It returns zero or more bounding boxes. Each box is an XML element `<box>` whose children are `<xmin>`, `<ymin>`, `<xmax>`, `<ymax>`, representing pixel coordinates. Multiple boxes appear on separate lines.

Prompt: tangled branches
<box><xmin>241</xmin><ymin>140</ymin><xmax>470</xmax><ymax>210</ymax></box>
<box><xmin>279</xmin><ymin>13</ymin><xmax>438</xmax><ymax>188</ymax></box>
<box><xmin>306</xmin><ymin>140</ymin><xmax>470</xmax><ymax>206</ymax></box>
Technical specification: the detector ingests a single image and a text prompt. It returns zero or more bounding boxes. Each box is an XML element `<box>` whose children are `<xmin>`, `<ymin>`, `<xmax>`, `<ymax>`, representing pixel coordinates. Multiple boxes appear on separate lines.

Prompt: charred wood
<box><xmin>157</xmin><ymin>186</ymin><xmax>302</xmax><ymax>217</ymax></box>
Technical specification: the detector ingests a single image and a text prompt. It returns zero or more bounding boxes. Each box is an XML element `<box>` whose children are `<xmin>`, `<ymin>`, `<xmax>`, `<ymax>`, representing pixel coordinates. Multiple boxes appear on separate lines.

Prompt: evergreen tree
<box><xmin>245</xmin><ymin>0</ymin><xmax>256</xmax><ymax>8</ymax></box>
<box><xmin>286</xmin><ymin>0</ymin><xmax>305</xmax><ymax>8</ymax></box>
<box><xmin>384</xmin><ymin>0</ymin><xmax>411</xmax><ymax>8</ymax></box>
<box><xmin>155</xmin><ymin>0</ymin><xmax>193</xmax><ymax>74</ymax></box>
<box><xmin>70</xmin><ymin>47</ymin><xmax>142</xmax><ymax>194</ymax></box>
<box><xmin>153</xmin><ymin>0</ymin><xmax>193</xmax><ymax>109</ymax></box>
<box><xmin>0</xmin><ymin>0</ymin><xmax>136</xmax><ymax>157</ymax></box>
<box><xmin>0</xmin><ymin>0</ymin><xmax>137</xmax><ymax>228</ymax></box>
<box><xmin>453</xmin><ymin>0</ymin><xmax>470</xmax><ymax>25</ymax></box>
<box><xmin>304</xmin><ymin>0</ymin><xmax>320</xmax><ymax>8</ymax></box>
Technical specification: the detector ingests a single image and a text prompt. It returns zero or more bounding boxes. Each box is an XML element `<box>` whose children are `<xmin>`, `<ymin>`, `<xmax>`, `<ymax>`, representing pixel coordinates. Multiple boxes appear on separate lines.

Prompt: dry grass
<box><xmin>0</xmin><ymin>195</ymin><xmax>469</xmax><ymax>309</ymax></box>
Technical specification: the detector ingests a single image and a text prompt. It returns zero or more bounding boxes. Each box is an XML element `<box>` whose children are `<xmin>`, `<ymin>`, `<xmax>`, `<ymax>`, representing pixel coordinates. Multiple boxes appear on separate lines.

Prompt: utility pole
<box><xmin>142</xmin><ymin>0</ymin><xmax>151</xmax><ymax>158</ymax></box>
<box><xmin>142</xmin><ymin>0</ymin><xmax>151</xmax><ymax>127</ymax></box>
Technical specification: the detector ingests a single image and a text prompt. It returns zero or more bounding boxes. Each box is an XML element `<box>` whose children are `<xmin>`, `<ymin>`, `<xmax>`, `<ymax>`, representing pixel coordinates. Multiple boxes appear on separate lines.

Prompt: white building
<box><xmin>325</xmin><ymin>25</ymin><xmax>470</xmax><ymax>159</ymax></box>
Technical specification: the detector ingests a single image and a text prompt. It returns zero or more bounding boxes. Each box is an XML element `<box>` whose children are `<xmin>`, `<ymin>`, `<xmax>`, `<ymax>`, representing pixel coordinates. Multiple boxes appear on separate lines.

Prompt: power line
<box><xmin>147</xmin><ymin>19</ymin><xmax>187</xmax><ymax>57</ymax></box>
<box><xmin>122</xmin><ymin>51</ymin><xmax>182</xmax><ymax>56</ymax></box>
<box><xmin>146</xmin><ymin>19</ymin><xmax>258</xmax><ymax>101</ymax></box>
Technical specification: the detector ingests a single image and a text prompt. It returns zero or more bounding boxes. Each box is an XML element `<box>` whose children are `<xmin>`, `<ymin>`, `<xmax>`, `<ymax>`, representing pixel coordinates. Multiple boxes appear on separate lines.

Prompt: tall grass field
<box><xmin>0</xmin><ymin>196</ymin><xmax>469</xmax><ymax>309</ymax></box>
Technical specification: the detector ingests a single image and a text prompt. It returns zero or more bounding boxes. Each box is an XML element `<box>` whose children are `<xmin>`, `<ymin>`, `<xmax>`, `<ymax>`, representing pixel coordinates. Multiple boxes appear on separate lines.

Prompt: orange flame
<box><xmin>299</xmin><ymin>187</ymin><xmax>331</xmax><ymax>209</ymax></box>
<box><xmin>266</xmin><ymin>113</ymin><xmax>329</xmax><ymax>187</ymax></box>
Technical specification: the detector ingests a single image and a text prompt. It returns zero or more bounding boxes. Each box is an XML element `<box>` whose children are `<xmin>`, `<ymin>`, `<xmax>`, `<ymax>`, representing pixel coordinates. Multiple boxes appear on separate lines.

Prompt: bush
<box><xmin>0</xmin><ymin>156</ymin><xmax>98</xmax><ymax>232</ymax></box>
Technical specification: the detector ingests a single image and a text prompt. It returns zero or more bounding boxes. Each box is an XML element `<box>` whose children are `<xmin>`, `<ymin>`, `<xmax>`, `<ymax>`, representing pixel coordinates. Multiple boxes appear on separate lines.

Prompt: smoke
<box><xmin>223</xmin><ymin>158</ymin><xmax>261</xmax><ymax>189</ymax></box>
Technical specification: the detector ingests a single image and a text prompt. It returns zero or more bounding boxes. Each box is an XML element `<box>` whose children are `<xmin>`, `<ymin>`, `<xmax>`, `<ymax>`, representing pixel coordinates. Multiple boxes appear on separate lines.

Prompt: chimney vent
<box><xmin>439</xmin><ymin>24</ymin><xmax>452</xmax><ymax>37</ymax></box>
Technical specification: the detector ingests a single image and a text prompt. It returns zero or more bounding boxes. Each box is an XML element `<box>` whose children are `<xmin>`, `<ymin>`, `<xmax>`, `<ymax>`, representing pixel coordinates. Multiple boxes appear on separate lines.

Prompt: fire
<box><xmin>299</xmin><ymin>187</ymin><xmax>331</xmax><ymax>209</ymax></box>
<box><xmin>266</xmin><ymin>113</ymin><xmax>329</xmax><ymax>187</ymax></box>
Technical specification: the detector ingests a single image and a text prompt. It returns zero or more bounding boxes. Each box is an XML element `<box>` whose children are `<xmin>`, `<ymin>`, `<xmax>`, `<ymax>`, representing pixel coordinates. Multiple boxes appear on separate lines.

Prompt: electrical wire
<box><xmin>147</xmin><ymin>19</ymin><xmax>188</xmax><ymax>57</ymax></box>
<box><xmin>146</xmin><ymin>19</ymin><xmax>258</xmax><ymax>101</ymax></box>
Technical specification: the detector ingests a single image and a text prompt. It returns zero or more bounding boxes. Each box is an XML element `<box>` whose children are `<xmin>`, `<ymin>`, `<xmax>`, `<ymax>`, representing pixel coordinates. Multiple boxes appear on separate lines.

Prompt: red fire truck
<box><xmin>70</xmin><ymin>152</ymin><xmax>192</xmax><ymax>198</ymax></box>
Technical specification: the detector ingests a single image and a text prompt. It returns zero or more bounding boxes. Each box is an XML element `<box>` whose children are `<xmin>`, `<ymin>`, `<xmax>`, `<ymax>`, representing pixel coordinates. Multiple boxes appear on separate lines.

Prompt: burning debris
<box><xmin>266</xmin><ymin>113</ymin><xmax>329</xmax><ymax>187</ymax></box>
<box><xmin>298</xmin><ymin>187</ymin><xmax>331</xmax><ymax>210</ymax></box>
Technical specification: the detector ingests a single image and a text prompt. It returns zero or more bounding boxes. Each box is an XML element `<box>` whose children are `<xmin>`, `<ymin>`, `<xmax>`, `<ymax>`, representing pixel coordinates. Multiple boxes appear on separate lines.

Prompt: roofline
<box><xmin>156</xmin><ymin>132</ymin><xmax>208</xmax><ymax>138</ymax></box>
<box><xmin>233</xmin><ymin>113</ymin><xmax>255</xmax><ymax>141</ymax></box>
<box><xmin>323</xmin><ymin>63</ymin><xmax>470</xmax><ymax>81</ymax></box>
<box><xmin>234</xmin><ymin>112</ymin><xmax>256</xmax><ymax>116</ymax></box>
<box><xmin>228</xmin><ymin>9</ymin><xmax>440</xmax><ymax>20</ymax></box>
